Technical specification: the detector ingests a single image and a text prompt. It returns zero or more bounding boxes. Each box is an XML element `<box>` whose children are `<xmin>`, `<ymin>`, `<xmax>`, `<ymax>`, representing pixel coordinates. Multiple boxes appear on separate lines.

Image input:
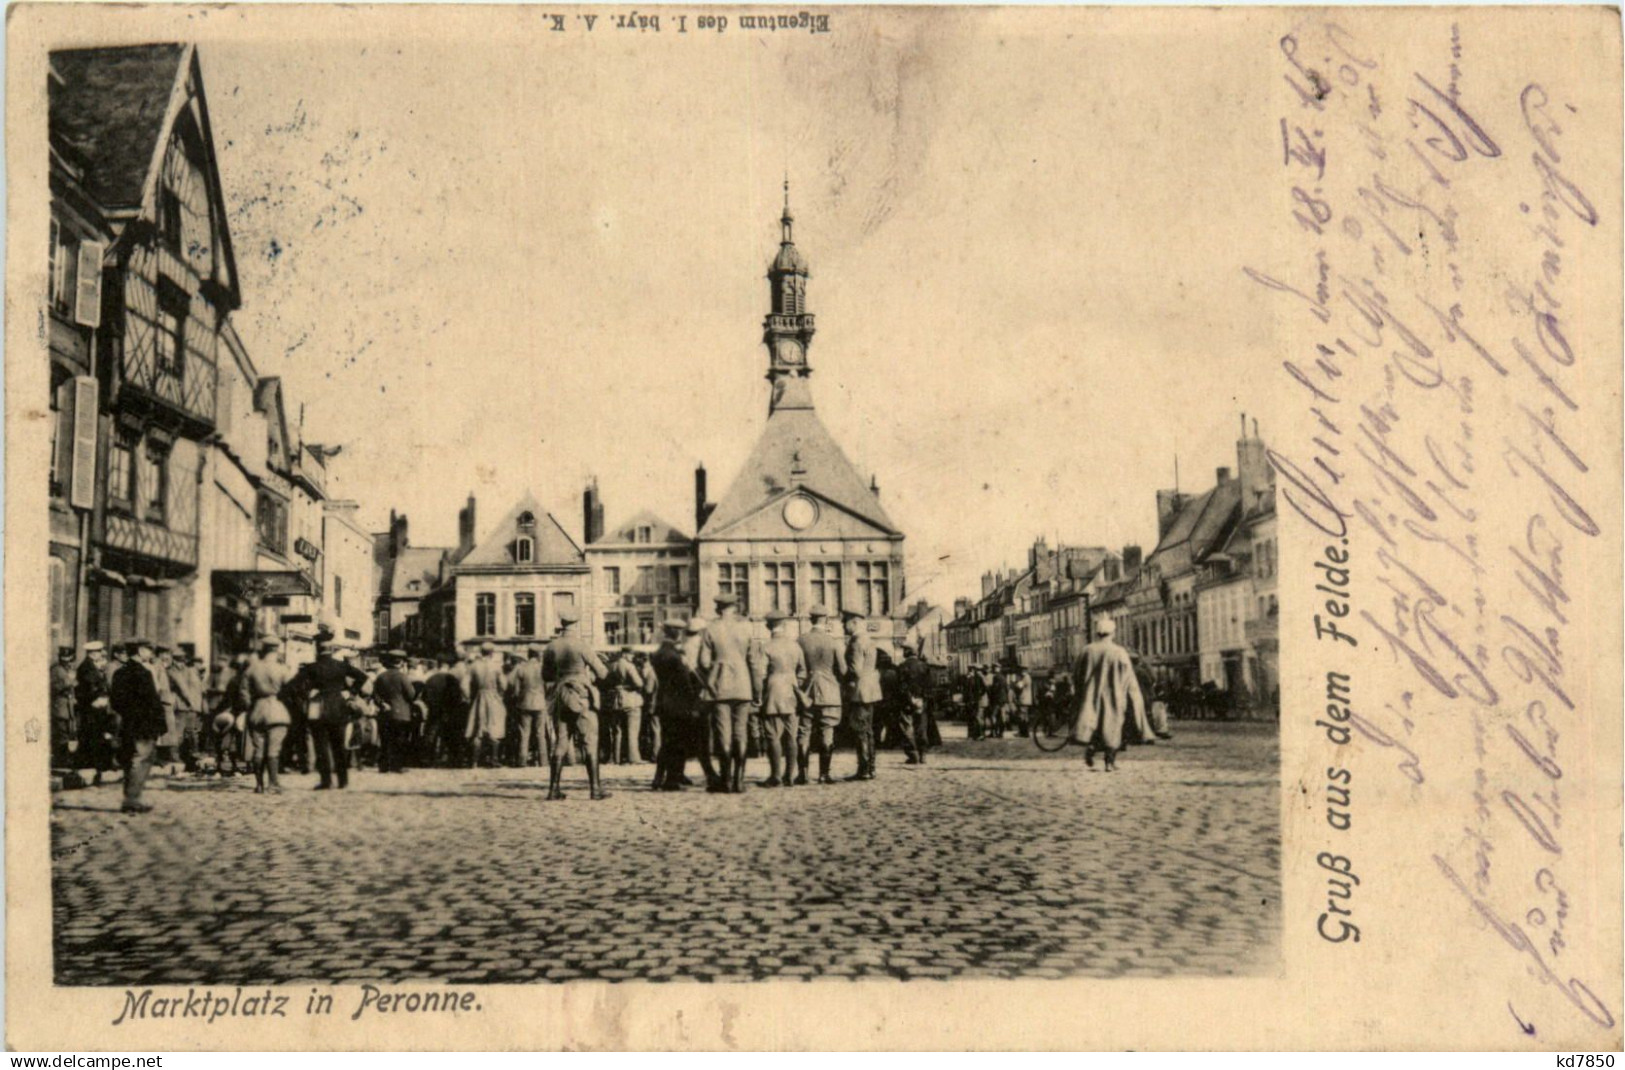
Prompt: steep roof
<box><xmin>1149</xmin><ymin>479</ymin><xmax>1242</xmax><ymax>573</ymax></box>
<box><xmin>389</xmin><ymin>546</ymin><xmax>448</xmax><ymax>600</ymax></box>
<box><xmin>700</xmin><ymin>407</ymin><xmax>897</xmax><ymax>537</ymax></box>
<box><xmin>1090</xmin><ymin>575</ymin><xmax>1141</xmax><ymax>609</ymax></box>
<box><xmin>51</xmin><ymin>43</ymin><xmax>243</xmax><ymax>316</ymax></box>
<box><xmin>49</xmin><ymin>44</ymin><xmax>187</xmax><ymax>211</ymax></box>
<box><xmin>456</xmin><ymin>493</ymin><xmax>584</xmax><ymax>570</ymax></box>
<box><xmin>592</xmin><ymin>509</ymin><xmax>692</xmax><ymax>548</ymax></box>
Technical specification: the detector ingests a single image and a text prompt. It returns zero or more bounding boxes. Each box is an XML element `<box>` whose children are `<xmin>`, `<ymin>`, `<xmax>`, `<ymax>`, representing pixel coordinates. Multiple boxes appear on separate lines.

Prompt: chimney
<box><xmin>1122</xmin><ymin>544</ymin><xmax>1143</xmax><ymax>573</ymax></box>
<box><xmin>1156</xmin><ymin>490</ymin><xmax>1186</xmax><ymax>539</ymax></box>
<box><xmin>870</xmin><ymin>474</ymin><xmax>880</xmax><ymax>498</ymax></box>
<box><xmin>695</xmin><ymin>465</ymin><xmax>713</xmax><ymax>532</ymax></box>
<box><xmin>954</xmin><ymin>597</ymin><xmax>970</xmax><ymax>618</ymax></box>
<box><xmin>1237</xmin><ymin>416</ymin><xmax>1273</xmax><ymax>512</ymax></box>
<box><xmin>1216</xmin><ymin>467</ymin><xmax>1232</xmax><ymax>485</ymax></box>
<box><xmin>583</xmin><ymin>478</ymin><xmax>604</xmax><ymax>545</ymax></box>
<box><xmin>456</xmin><ymin>495</ymin><xmax>477</xmax><ymax>559</ymax></box>
<box><xmin>981</xmin><ymin>570</ymin><xmax>995</xmax><ymax>598</ymax></box>
<box><xmin>1029</xmin><ymin>536</ymin><xmax>1050</xmax><ymax>572</ymax></box>
<box><xmin>391</xmin><ymin>512</ymin><xmax>409</xmax><ymax>557</ymax></box>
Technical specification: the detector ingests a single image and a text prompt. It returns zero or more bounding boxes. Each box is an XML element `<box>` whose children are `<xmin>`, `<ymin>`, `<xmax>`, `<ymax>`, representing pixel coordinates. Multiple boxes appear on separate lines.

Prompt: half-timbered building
<box><xmin>51</xmin><ymin>43</ymin><xmax>242</xmax><ymax>653</ymax></box>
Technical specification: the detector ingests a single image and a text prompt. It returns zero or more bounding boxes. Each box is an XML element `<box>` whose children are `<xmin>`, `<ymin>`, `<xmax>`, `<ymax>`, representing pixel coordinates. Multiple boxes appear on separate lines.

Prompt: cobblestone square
<box><xmin>52</xmin><ymin>722</ymin><xmax>1279</xmax><ymax>985</ymax></box>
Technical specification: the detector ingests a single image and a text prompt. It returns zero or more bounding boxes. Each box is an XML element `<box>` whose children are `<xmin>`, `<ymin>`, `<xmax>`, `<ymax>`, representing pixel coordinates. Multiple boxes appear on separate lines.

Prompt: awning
<box><xmin>212</xmin><ymin>569</ymin><xmax>317</xmax><ymax>599</ymax></box>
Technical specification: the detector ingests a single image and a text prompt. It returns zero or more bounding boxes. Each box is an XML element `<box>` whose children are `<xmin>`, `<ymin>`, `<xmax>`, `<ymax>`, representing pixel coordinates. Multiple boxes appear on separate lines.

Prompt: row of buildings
<box><xmin>47</xmin><ymin>44</ymin><xmax>375</xmax><ymax>671</ymax></box>
<box><xmin>942</xmin><ymin>419</ymin><xmax>1279</xmax><ymax>712</ymax></box>
<box><xmin>370</xmin><ymin>186</ymin><xmax>914</xmax><ymax>656</ymax></box>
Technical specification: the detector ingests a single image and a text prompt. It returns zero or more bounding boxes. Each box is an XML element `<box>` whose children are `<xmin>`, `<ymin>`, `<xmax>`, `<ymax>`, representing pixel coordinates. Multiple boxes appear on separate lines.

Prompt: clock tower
<box><xmin>764</xmin><ymin>180</ymin><xmax>816</xmax><ymax>414</ymax></box>
<box><xmin>695</xmin><ymin>187</ymin><xmax>905</xmax><ymax>643</ymax></box>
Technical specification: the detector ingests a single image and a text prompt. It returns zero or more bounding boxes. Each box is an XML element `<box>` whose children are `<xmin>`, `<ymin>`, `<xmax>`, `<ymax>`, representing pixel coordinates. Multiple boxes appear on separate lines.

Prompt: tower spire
<box><xmin>781</xmin><ymin>175</ymin><xmax>794</xmax><ymax>243</ymax></box>
<box><xmin>764</xmin><ymin>182</ymin><xmax>815</xmax><ymax>415</ymax></box>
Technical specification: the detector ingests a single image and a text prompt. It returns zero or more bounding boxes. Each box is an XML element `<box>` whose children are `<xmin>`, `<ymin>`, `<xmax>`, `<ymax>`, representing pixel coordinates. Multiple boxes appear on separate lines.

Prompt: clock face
<box><xmin>775</xmin><ymin>338</ymin><xmax>804</xmax><ymax>366</ymax></box>
<box><xmin>783</xmin><ymin>495</ymin><xmax>818</xmax><ymax>531</ymax></box>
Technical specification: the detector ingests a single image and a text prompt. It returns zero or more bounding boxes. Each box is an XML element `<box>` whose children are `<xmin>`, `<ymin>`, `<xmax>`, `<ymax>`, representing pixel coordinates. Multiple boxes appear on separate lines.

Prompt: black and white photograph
<box><xmin>11</xmin><ymin>3</ymin><xmax>1621</xmax><ymax>1053</ymax></box>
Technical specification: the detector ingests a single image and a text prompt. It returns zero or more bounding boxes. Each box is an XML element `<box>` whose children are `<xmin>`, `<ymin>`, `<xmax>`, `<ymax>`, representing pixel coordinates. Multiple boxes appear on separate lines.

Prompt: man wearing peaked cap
<box><xmin>698</xmin><ymin>592</ymin><xmax>759</xmax><ymax>793</ymax></box>
<box><xmin>109</xmin><ymin>637</ymin><xmax>165</xmax><ymax>813</ymax></box>
<box><xmin>509</xmin><ymin>642</ymin><xmax>548</xmax><ymax>769</ymax></box>
<box><xmin>463</xmin><ymin>637</ymin><xmax>508</xmax><ymax>769</ymax></box>
<box><xmin>754</xmin><ymin>611</ymin><xmax>805</xmax><ymax>788</ymax></box>
<box><xmin>896</xmin><ymin>642</ymin><xmax>933</xmax><ymax>766</ymax></box>
<box><xmin>543</xmin><ymin>606</ymin><xmax>609</xmax><ymax>800</ymax></box>
<box><xmin>372</xmin><ymin>649</ymin><xmax>416</xmax><ymax>774</ymax></box>
<box><xmin>797</xmin><ymin>605</ymin><xmax>846</xmax><ymax>784</ymax></box>
<box><xmin>648</xmin><ymin>620</ymin><xmax>695</xmax><ymax>790</ymax></box>
<box><xmin>52</xmin><ymin>645</ymin><xmax>77</xmax><ymax>769</ymax></box>
<box><xmin>605</xmin><ymin>645</ymin><xmax>643</xmax><ymax>767</ymax></box>
<box><xmin>288</xmin><ymin>627</ymin><xmax>365</xmax><ymax>790</ymax></box>
<box><xmin>76</xmin><ymin>641</ymin><xmax>114</xmax><ymax>784</ymax></box>
<box><xmin>843</xmin><ymin>610</ymin><xmax>882</xmax><ymax>781</ymax></box>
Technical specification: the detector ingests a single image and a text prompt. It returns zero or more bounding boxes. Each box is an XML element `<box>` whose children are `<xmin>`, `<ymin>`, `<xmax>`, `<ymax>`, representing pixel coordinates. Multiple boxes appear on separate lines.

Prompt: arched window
<box><xmin>515</xmin><ymin>537</ymin><xmax>534</xmax><ymax>563</ymax></box>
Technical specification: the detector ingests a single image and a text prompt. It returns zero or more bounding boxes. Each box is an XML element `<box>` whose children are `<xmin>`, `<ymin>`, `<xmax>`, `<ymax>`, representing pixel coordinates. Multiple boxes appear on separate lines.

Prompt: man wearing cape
<box><xmin>1068</xmin><ymin>617</ymin><xmax>1149</xmax><ymax>771</ymax></box>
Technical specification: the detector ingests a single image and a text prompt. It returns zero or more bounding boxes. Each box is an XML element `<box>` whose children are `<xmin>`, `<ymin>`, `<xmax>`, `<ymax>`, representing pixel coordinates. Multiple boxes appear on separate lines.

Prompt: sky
<box><xmin>195</xmin><ymin>8</ymin><xmax>1283</xmax><ymax>610</ymax></box>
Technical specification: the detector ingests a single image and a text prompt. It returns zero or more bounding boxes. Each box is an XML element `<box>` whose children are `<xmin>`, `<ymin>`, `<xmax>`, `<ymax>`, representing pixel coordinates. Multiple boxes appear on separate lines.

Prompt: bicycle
<box><xmin>1031</xmin><ymin>702</ymin><xmax>1073</xmax><ymax>752</ymax></box>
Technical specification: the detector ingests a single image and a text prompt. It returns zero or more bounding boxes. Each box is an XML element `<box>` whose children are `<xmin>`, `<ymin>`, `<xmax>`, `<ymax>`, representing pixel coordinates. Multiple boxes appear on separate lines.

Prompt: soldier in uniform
<box><xmin>168</xmin><ymin>650</ymin><xmax>206</xmax><ymax>773</ymax></box>
<box><xmin>896</xmin><ymin>642</ymin><xmax>933</xmax><ymax>765</ymax></box>
<box><xmin>463</xmin><ymin>640</ymin><xmax>508</xmax><ymax>769</ymax></box>
<box><xmin>372</xmin><ymin>650</ymin><xmax>416</xmax><ymax>773</ymax></box>
<box><xmin>607</xmin><ymin>647</ymin><xmax>646</xmax><ymax>766</ymax></box>
<box><xmin>680</xmin><ymin>617</ymin><xmax>720</xmax><ymax>790</ymax></box>
<box><xmin>637</xmin><ymin>652</ymin><xmax>659</xmax><ymax>763</ymax></box>
<box><xmin>649</xmin><ymin>621</ymin><xmax>701</xmax><ymax>790</ymax></box>
<box><xmin>508</xmin><ymin>645</ymin><xmax>548</xmax><ymax>768</ymax></box>
<box><xmin>698</xmin><ymin>593</ymin><xmax>759</xmax><ymax>794</ymax></box>
<box><xmin>151</xmin><ymin>645</ymin><xmax>178</xmax><ymax>773</ymax></box>
<box><xmin>796</xmin><ymin>605</ymin><xmax>846</xmax><ymax>785</ymax></box>
<box><xmin>754</xmin><ymin>611</ymin><xmax>805</xmax><ymax>788</ymax></box>
<box><xmin>243</xmin><ymin>637</ymin><xmax>295</xmax><ymax>794</ymax></box>
<box><xmin>289</xmin><ymin>628</ymin><xmax>367</xmax><ymax>789</ymax></box>
<box><xmin>543</xmin><ymin>607</ymin><xmax>609</xmax><ymax>800</ymax></box>
<box><xmin>420</xmin><ymin>654</ymin><xmax>462</xmax><ymax>767</ymax></box>
<box><xmin>110</xmin><ymin>638</ymin><xmax>167</xmax><ymax>813</ymax></box>
<box><xmin>75</xmin><ymin>641</ymin><xmax>113</xmax><ymax>784</ymax></box>
<box><xmin>843</xmin><ymin>610</ymin><xmax>882</xmax><ymax>781</ymax></box>
<box><xmin>51</xmin><ymin>647</ymin><xmax>77</xmax><ymax>770</ymax></box>
<box><xmin>1009</xmin><ymin>660</ymin><xmax>1034</xmax><ymax>738</ymax></box>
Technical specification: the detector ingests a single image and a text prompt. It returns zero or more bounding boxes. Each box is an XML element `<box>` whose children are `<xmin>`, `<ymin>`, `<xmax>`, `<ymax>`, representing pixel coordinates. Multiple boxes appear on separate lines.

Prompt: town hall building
<box><xmin>693</xmin><ymin>189</ymin><xmax>906</xmax><ymax>643</ymax></box>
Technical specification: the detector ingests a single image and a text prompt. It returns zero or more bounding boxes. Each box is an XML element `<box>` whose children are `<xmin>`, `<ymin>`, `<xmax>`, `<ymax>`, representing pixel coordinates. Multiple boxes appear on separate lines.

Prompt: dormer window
<box><xmin>636</xmin><ymin>525</ymin><xmax>653</xmax><ymax>544</ymax></box>
<box><xmin>516</xmin><ymin>537</ymin><xmax>534</xmax><ymax>563</ymax></box>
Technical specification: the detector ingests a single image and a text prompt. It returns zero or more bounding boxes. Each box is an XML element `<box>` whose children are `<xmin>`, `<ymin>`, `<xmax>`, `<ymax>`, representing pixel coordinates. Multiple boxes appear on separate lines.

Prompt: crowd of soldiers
<box><xmin>52</xmin><ymin>593</ymin><xmax>943</xmax><ymax>815</ymax></box>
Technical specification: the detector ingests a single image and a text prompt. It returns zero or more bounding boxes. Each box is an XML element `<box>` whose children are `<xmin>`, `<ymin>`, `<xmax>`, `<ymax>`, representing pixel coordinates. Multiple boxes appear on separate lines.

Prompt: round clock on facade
<box><xmin>783</xmin><ymin>495</ymin><xmax>818</xmax><ymax>530</ymax></box>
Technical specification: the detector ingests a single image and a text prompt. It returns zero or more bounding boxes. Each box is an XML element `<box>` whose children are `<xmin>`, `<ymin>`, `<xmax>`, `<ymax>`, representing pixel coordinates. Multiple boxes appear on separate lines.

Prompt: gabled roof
<box><xmin>456</xmin><ymin>493</ymin><xmax>584</xmax><ymax>570</ymax></box>
<box><xmin>1148</xmin><ymin>479</ymin><xmax>1242</xmax><ymax>571</ymax></box>
<box><xmin>49</xmin><ymin>43</ymin><xmax>241</xmax><ymax>308</ymax></box>
<box><xmin>700</xmin><ymin>407</ymin><xmax>897</xmax><ymax>538</ymax></box>
<box><xmin>591</xmin><ymin>509</ymin><xmax>693</xmax><ymax>548</ymax></box>
<box><xmin>389</xmin><ymin>547</ymin><xmax>449</xmax><ymax>600</ymax></box>
<box><xmin>49</xmin><ymin>44</ymin><xmax>187</xmax><ymax>212</ymax></box>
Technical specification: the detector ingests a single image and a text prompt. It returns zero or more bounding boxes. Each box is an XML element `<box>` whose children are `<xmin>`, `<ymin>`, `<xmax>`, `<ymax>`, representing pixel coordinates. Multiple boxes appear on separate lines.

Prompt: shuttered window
<box><xmin>74</xmin><ymin>240</ymin><xmax>104</xmax><ymax>328</ymax></box>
